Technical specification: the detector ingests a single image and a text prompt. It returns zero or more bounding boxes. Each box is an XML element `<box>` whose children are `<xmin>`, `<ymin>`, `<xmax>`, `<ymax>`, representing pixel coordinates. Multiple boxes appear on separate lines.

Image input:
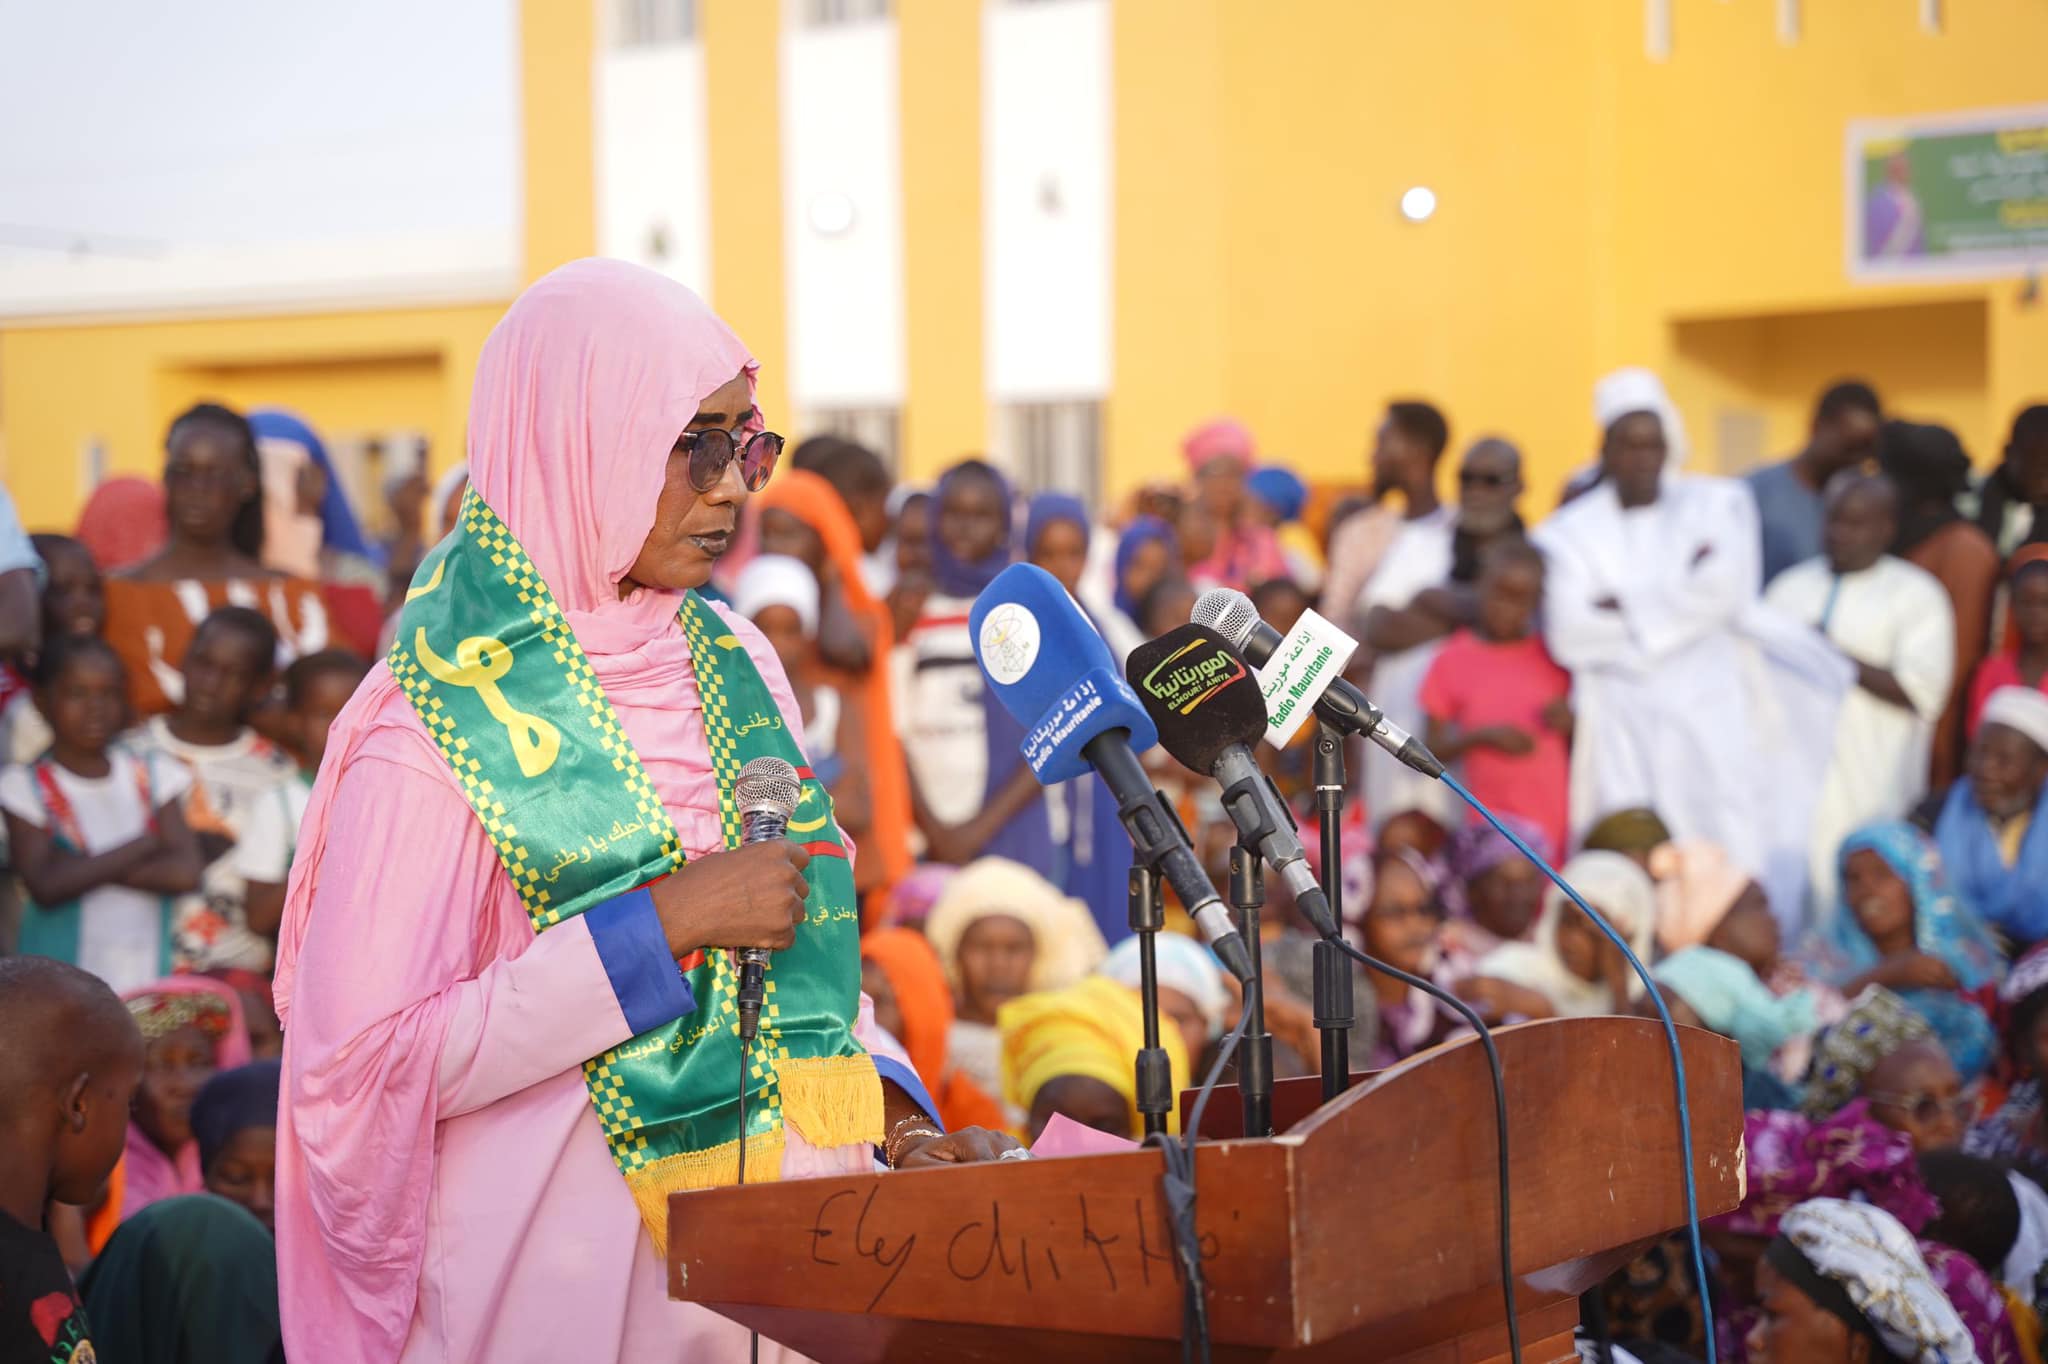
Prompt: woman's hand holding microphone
<box><xmin>648</xmin><ymin>840</ymin><xmax>813</xmax><ymax>958</ymax></box>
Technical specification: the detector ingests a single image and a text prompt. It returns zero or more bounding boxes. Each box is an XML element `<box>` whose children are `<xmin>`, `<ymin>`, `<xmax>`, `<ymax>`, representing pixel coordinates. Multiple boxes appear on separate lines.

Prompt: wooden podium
<box><xmin>667</xmin><ymin>1018</ymin><xmax>1743</xmax><ymax>1363</ymax></box>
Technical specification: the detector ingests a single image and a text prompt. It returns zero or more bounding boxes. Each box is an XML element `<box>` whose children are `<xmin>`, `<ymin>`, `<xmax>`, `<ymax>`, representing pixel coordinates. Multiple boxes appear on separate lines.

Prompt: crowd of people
<box><xmin>5</xmin><ymin>346</ymin><xmax>2048</xmax><ymax>1363</ymax></box>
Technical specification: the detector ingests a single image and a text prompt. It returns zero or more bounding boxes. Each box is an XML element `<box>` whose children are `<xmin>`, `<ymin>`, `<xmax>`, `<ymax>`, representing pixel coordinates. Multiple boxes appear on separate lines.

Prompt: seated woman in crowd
<box><xmin>753</xmin><ymin>465</ymin><xmax>912</xmax><ymax>903</ymax></box>
<box><xmin>1653</xmin><ymin>947</ymin><xmax>1818</xmax><ymax>1110</ymax></box>
<box><xmin>1751</xmin><ymin>1199</ymin><xmax>1980</xmax><ymax>1364</ymax></box>
<box><xmin>103</xmin><ymin>403</ymin><xmax>329</xmax><ymax>719</ymax></box>
<box><xmin>858</xmin><ymin>926</ymin><xmax>1008</xmax><ymax>1133</ymax></box>
<box><xmin>999</xmin><ymin>974</ymin><xmax>1189</xmax><ymax>1141</ymax></box>
<box><xmin>1435</xmin><ymin>816</ymin><xmax>1551</xmax><ymax>980</ymax></box>
<box><xmin>1809</xmin><ymin>821</ymin><xmax>2004</xmax><ymax>1079</ymax></box>
<box><xmin>118</xmin><ymin>976</ymin><xmax>250</xmax><ymax>1220</ymax></box>
<box><xmin>1463</xmin><ymin>850</ymin><xmax>1655</xmax><ymax>1021</ymax></box>
<box><xmin>1937</xmin><ymin>686</ymin><xmax>2048</xmax><ymax>947</ymax></box>
<box><xmin>1968</xmin><ymin>555</ymin><xmax>2048</xmax><ymax>737</ymax></box>
<box><xmin>921</xmin><ymin>857</ymin><xmax>1108</xmax><ymax>1128</ymax></box>
<box><xmin>1716</xmin><ymin>1022</ymin><xmax>2026</xmax><ymax>1364</ymax></box>
<box><xmin>1968</xmin><ymin>945</ymin><xmax>2048</xmax><ymax>1183</ymax></box>
<box><xmin>1354</xmin><ymin>847</ymin><xmax>1465</xmax><ymax>1067</ymax></box>
<box><xmin>1096</xmin><ymin>933</ymin><xmax>1231</xmax><ymax>1073</ymax></box>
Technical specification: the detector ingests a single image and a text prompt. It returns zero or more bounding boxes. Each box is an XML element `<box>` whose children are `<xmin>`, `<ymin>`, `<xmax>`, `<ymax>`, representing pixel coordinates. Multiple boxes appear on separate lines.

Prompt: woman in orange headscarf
<box><xmin>753</xmin><ymin>468</ymin><xmax>912</xmax><ymax>903</ymax></box>
<box><xmin>860</xmin><ymin>928</ymin><xmax>1009</xmax><ymax>1133</ymax></box>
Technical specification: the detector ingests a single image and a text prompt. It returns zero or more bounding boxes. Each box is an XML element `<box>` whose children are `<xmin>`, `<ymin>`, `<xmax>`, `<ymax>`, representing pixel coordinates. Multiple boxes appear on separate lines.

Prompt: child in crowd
<box><xmin>2</xmin><ymin>535</ymin><xmax>107</xmax><ymax>767</ymax></box>
<box><xmin>186</xmin><ymin>1059</ymin><xmax>280</xmax><ymax>1232</ymax></box>
<box><xmin>0</xmin><ymin>639</ymin><xmax>202</xmax><ymax>992</ymax></box>
<box><xmin>1463</xmin><ymin>851</ymin><xmax>1655</xmax><ymax>1021</ymax></box>
<box><xmin>1419</xmin><ymin>541</ymin><xmax>1572</xmax><ymax>857</ymax></box>
<box><xmin>125</xmin><ymin>606</ymin><xmax>299</xmax><ymax>973</ymax></box>
<box><xmin>0</xmin><ymin>957</ymin><xmax>144</xmax><ymax>1364</ymax></box>
<box><xmin>118</xmin><ymin>977</ymin><xmax>249</xmax><ymax>1220</ymax></box>
<box><xmin>1969</xmin><ymin>557</ymin><xmax>2048</xmax><ymax>737</ymax></box>
<box><xmin>732</xmin><ymin>554</ymin><xmax>870</xmax><ymax>839</ymax></box>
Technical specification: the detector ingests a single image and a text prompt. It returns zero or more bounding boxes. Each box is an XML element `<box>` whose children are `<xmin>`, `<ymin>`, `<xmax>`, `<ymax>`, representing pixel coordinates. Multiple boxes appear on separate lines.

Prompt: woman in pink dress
<box><xmin>272</xmin><ymin>259</ymin><xmax>1016</xmax><ymax>1364</ymax></box>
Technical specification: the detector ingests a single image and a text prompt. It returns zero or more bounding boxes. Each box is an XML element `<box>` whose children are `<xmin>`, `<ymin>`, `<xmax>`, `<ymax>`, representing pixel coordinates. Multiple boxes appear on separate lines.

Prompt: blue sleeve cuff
<box><xmin>585</xmin><ymin>887</ymin><xmax>696</xmax><ymax>1036</ymax></box>
<box><xmin>872</xmin><ymin>1054</ymin><xmax>944</xmax><ymax>1134</ymax></box>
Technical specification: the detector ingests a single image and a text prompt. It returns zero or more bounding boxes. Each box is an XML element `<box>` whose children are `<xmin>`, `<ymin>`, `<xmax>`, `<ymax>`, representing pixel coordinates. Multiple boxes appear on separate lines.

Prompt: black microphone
<box><xmin>1126</xmin><ymin>626</ymin><xmax>1342</xmax><ymax>943</ymax></box>
<box><xmin>969</xmin><ymin>565</ymin><xmax>1255</xmax><ymax>985</ymax></box>
<box><xmin>1191</xmin><ymin>588</ymin><xmax>1445</xmax><ymax>778</ymax></box>
<box><xmin>734</xmin><ymin>755</ymin><xmax>800</xmax><ymax>1043</ymax></box>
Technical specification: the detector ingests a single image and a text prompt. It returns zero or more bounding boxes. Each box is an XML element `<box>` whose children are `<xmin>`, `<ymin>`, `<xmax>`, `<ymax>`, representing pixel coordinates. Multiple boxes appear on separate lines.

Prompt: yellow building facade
<box><xmin>4</xmin><ymin>0</ymin><xmax>2044</xmax><ymax>533</ymax></box>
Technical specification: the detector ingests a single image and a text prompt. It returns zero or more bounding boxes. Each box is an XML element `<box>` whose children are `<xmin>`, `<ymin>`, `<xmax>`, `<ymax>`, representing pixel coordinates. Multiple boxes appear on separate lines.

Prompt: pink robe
<box><xmin>273</xmin><ymin>260</ymin><xmax>930</xmax><ymax>1363</ymax></box>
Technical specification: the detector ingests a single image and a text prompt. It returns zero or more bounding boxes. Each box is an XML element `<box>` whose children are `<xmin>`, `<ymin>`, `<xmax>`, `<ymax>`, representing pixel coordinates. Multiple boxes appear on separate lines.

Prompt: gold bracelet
<box><xmin>883</xmin><ymin>1113</ymin><xmax>943</xmax><ymax>1168</ymax></box>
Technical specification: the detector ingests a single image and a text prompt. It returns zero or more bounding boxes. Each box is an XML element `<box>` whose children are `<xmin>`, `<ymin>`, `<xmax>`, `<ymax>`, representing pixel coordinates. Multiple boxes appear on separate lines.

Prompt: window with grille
<box><xmin>800</xmin><ymin>407</ymin><xmax>901</xmax><ymax>474</ymax></box>
<box><xmin>611</xmin><ymin>0</ymin><xmax>697</xmax><ymax>48</ymax></box>
<box><xmin>795</xmin><ymin>0</ymin><xmax>888</xmax><ymax>27</ymax></box>
<box><xmin>1001</xmin><ymin>401</ymin><xmax>1101</xmax><ymax>509</ymax></box>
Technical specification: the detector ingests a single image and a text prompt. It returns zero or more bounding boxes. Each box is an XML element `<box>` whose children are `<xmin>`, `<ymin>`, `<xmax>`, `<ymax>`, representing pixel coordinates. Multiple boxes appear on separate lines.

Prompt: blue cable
<box><xmin>1440</xmin><ymin>771</ymin><xmax>1716</xmax><ymax>1364</ymax></box>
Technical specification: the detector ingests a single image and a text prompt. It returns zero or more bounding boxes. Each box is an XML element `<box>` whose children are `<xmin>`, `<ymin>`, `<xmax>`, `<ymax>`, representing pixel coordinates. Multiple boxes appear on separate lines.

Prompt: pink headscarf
<box><xmin>1183</xmin><ymin>417</ymin><xmax>1256</xmax><ymax>472</ymax></box>
<box><xmin>75</xmin><ymin>476</ymin><xmax>168</xmax><ymax>572</ymax></box>
<box><xmin>119</xmin><ymin>975</ymin><xmax>251</xmax><ymax>1219</ymax></box>
<box><xmin>274</xmin><ymin>259</ymin><xmax>758</xmax><ymax>1022</ymax></box>
<box><xmin>1651</xmin><ymin>839</ymin><xmax>1754</xmax><ymax>953</ymax></box>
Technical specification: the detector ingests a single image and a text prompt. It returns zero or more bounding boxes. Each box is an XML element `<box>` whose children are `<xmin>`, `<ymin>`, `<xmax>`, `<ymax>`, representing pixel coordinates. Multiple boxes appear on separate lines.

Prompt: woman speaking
<box><xmin>272</xmin><ymin>260</ymin><xmax>1017</xmax><ymax>1363</ymax></box>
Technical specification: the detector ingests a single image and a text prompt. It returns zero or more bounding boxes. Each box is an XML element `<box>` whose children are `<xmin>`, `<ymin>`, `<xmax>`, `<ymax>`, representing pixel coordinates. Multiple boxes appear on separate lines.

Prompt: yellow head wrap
<box><xmin>997</xmin><ymin>976</ymin><xmax>1190</xmax><ymax>1139</ymax></box>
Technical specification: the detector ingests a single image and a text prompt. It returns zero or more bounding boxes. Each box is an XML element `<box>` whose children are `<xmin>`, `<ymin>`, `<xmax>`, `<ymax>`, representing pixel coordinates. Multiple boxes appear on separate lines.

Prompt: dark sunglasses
<box><xmin>1865</xmin><ymin>1088</ymin><xmax>1976</xmax><ymax>1126</ymax></box>
<box><xmin>1458</xmin><ymin>469</ymin><xmax>1514</xmax><ymax>489</ymax></box>
<box><xmin>680</xmin><ymin>426</ymin><xmax>783</xmax><ymax>493</ymax></box>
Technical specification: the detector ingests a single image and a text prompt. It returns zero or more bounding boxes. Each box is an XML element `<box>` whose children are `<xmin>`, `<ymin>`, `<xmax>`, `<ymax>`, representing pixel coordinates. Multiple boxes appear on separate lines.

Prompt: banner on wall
<box><xmin>1848</xmin><ymin>105</ymin><xmax>2048</xmax><ymax>282</ymax></box>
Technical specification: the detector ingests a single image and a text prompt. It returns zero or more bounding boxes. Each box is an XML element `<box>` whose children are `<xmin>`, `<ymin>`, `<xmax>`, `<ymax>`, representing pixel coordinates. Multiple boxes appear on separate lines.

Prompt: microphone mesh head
<box><xmin>1191</xmin><ymin>588</ymin><xmax>1260</xmax><ymax>650</ymax></box>
<box><xmin>735</xmin><ymin>756</ymin><xmax>801</xmax><ymax>819</ymax></box>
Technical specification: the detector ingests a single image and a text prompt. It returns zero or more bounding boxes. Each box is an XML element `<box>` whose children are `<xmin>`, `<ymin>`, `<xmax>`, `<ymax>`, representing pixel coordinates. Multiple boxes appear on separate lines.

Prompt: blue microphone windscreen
<box><xmin>970</xmin><ymin>564</ymin><xmax>1159</xmax><ymax>784</ymax></box>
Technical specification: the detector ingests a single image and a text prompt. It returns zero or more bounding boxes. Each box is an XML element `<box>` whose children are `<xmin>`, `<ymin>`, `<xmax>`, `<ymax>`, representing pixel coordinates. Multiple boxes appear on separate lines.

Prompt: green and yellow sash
<box><xmin>391</xmin><ymin>490</ymin><xmax>879</xmax><ymax>1246</ymax></box>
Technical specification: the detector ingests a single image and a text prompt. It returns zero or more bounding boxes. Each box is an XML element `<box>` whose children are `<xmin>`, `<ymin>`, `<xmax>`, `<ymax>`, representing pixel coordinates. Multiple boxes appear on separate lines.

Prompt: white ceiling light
<box><xmin>807</xmin><ymin>191</ymin><xmax>857</xmax><ymax>238</ymax></box>
<box><xmin>1399</xmin><ymin>186</ymin><xmax>1437</xmax><ymax>223</ymax></box>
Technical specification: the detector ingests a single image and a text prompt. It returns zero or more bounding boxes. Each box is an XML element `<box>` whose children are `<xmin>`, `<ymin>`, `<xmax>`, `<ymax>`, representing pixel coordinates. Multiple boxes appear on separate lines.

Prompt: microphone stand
<box><xmin>1312</xmin><ymin>722</ymin><xmax>1355</xmax><ymax>1101</ymax></box>
<box><xmin>1229</xmin><ymin>844</ymin><xmax>1275</xmax><ymax>1138</ymax></box>
<box><xmin>1127</xmin><ymin>865</ymin><xmax>1174</xmax><ymax>1140</ymax></box>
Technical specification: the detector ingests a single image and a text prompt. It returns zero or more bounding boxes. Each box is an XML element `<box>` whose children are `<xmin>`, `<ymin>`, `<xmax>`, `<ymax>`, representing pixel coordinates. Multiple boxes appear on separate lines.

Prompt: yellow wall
<box><xmin>1109</xmin><ymin>0</ymin><xmax>2048</xmax><ymax>503</ymax></box>
<box><xmin>8</xmin><ymin>0</ymin><xmax>2046</xmax><ymax>533</ymax></box>
<box><xmin>897</xmin><ymin>0</ymin><xmax>988</xmax><ymax>478</ymax></box>
<box><xmin>1606</xmin><ymin>0</ymin><xmax>2048</xmax><ymax>467</ymax></box>
<box><xmin>701</xmin><ymin>0</ymin><xmax>791</xmax><ymax>432</ymax></box>
<box><xmin>520</xmin><ymin>0</ymin><xmax>597</xmax><ymax>284</ymax></box>
<box><xmin>0</xmin><ymin>304</ymin><xmax>501</xmax><ymax>532</ymax></box>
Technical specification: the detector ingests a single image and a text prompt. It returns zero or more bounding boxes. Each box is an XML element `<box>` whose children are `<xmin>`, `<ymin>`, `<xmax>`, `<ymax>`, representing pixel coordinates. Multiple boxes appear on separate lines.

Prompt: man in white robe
<box><xmin>1534</xmin><ymin>370</ymin><xmax>1851</xmax><ymax>930</ymax></box>
<box><xmin>1765</xmin><ymin>471</ymin><xmax>1954</xmax><ymax>918</ymax></box>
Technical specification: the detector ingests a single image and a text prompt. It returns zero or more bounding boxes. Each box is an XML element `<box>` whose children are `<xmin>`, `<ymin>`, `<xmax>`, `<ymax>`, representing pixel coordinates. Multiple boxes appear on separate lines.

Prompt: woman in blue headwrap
<box><xmin>249</xmin><ymin>409</ymin><xmax>386</xmax><ymax>655</ymax></box>
<box><xmin>1807</xmin><ymin>820</ymin><xmax>2006</xmax><ymax>1078</ymax></box>
<box><xmin>1113</xmin><ymin>516</ymin><xmax>1178</xmax><ymax>629</ymax></box>
<box><xmin>1245</xmin><ymin>465</ymin><xmax>1323</xmax><ymax>592</ymax></box>
<box><xmin>901</xmin><ymin>461</ymin><xmax>1054</xmax><ymax>873</ymax></box>
<box><xmin>1025</xmin><ymin>492</ymin><xmax>1135</xmax><ymax>942</ymax></box>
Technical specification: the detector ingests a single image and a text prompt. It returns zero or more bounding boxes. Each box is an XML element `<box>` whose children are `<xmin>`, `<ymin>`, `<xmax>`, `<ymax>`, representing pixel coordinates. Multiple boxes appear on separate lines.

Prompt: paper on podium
<box><xmin>1029</xmin><ymin>1112</ymin><xmax>1142</xmax><ymax>1158</ymax></box>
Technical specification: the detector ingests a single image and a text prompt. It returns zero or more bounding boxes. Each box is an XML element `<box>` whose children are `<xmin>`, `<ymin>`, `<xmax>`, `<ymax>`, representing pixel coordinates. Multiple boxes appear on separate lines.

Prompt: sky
<box><xmin>0</xmin><ymin>0</ymin><xmax>518</xmax><ymax>263</ymax></box>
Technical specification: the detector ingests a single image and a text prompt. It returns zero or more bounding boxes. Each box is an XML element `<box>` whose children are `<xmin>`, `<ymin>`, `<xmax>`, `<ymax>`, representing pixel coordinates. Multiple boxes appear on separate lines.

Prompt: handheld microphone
<box><xmin>970</xmin><ymin>564</ymin><xmax>1254</xmax><ymax>984</ymax></box>
<box><xmin>734</xmin><ymin>755</ymin><xmax>801</xmax><ymax>1043</ymax></box>
<box><xmin>1127</xmin><ymin>625</ymin><xmax>1343</xmax><ymax>942</ymax></box>
<box><xmin>1192</xmin><ymin>588</ymin><xmax>1445</xmax><ymax>778</ymax></box>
